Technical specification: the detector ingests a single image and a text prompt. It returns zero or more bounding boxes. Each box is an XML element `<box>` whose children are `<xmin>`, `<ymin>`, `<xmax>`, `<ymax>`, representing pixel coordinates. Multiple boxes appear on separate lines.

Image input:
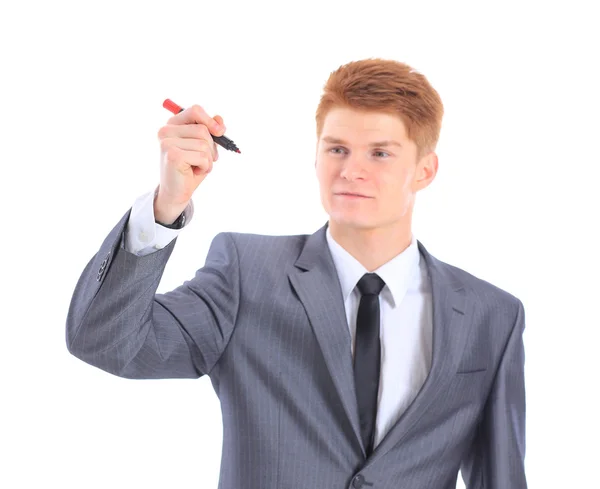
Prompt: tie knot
<box><xmin>356</xmin><ymin>273</ymin><xmax>386</xmax><ymax>296</ymax></box>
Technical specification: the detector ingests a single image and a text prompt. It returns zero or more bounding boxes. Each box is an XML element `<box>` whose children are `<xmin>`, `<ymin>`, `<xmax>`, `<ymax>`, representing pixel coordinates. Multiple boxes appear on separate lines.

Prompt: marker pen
<box><xmin>163</xmin><ymin>98</ymin><xmax>241</xmax><ymax>154</ymax></box>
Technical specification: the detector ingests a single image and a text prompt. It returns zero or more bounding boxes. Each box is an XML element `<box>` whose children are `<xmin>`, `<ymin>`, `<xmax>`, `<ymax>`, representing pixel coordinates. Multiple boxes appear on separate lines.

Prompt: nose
<box><xmin>340</xmin><ymin>157</ymin><xmax>366</xmax><ymax>181</ymax></box>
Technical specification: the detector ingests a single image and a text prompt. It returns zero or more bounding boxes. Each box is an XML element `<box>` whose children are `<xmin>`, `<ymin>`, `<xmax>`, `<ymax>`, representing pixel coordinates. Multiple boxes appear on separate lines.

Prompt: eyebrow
<box><xmin>322</xmin><ymin>136</ymin><xmax>402</xmax><ymax>148</ymax></box>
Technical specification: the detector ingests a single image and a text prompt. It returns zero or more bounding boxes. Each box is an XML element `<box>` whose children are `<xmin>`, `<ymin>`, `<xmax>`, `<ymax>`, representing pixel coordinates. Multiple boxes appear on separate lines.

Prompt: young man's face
<box><xmin>315</xmin><ymin>107</ymin><xmax>436</xmax><ymax>234</ymax></box>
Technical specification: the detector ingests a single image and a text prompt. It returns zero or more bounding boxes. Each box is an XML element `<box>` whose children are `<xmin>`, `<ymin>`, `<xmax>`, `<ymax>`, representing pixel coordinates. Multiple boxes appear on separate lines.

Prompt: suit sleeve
<box><xmin>65</xmin><ymin>208</ymin><xmax>241</xmax><ymax>379</ymax></box>
<box><xmin>460</xmin><ymin>300</ymin><xmax>528</xmax><ymax>488</ymax></box>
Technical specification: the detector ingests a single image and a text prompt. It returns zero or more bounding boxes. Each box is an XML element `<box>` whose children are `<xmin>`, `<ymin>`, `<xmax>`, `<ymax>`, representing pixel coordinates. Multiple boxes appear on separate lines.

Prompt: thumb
<box><xmin>213</xmin><ymin>115</ymin><xmax>226</xmax><ymax>136</ymax></box>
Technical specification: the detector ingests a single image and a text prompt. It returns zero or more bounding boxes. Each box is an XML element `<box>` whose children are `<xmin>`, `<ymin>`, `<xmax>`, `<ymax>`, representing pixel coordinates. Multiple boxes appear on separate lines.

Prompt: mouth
<box><xmin>335</xmin><ymin>192</ymin><xmax>371</xmax><ymax>199</ymax></box>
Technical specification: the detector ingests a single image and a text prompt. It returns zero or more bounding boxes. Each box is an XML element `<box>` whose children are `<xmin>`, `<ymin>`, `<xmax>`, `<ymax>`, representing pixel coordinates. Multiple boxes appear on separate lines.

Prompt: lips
<box><xmin>336</xmin><ymin>192</ymin><xmax>370</xmax><ymax>198</ymax></box>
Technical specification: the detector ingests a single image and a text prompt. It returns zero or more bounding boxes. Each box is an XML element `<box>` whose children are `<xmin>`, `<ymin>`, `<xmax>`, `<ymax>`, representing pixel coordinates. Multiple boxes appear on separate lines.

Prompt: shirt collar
<box><xmin>325</xmin><ymin>225</ymin><xmax>421</xmax><ymax>308</ymax></box>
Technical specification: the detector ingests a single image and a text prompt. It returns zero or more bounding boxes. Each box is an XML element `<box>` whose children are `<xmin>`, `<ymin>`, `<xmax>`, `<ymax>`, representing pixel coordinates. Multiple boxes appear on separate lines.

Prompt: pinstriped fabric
<box><xmin>66</xmin><ymin>208</ymin><xmax>527</xmax><ymax>488</ymax></box>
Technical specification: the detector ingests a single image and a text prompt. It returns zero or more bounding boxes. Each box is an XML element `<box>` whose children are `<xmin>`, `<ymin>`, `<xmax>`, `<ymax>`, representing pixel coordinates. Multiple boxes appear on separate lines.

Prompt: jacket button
<box><xmin>352</xmin><ymin>475</ymin><xmax>365</xmax><ymax>488</ymax></box>
<box><xmin>99</xmin><ymin>252</ymin><xmax>110</xmax><ymax>272</ymax></box>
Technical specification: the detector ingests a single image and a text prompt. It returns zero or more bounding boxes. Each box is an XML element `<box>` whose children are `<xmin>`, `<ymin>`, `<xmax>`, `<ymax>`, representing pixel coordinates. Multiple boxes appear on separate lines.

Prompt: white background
<box><xmin>1</xmin><ymin>1</ymin><xmax>598</xmax><ymax>487</ymax></box>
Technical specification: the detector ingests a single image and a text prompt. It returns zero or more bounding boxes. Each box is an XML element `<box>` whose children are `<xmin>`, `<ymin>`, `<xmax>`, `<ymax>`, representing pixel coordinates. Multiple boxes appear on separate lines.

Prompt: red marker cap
<box><xmin>163</xmin><ymin>98</ymin><xmax>183</xmax><ymax>114</ymax></box>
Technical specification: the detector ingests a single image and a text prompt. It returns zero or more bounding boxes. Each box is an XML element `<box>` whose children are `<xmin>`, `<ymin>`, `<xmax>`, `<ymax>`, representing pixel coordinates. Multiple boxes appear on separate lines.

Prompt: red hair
<box><xmin>315</xmin><ymin>58</ymin><xmax>444</xmax><ymax>160</ymax></box>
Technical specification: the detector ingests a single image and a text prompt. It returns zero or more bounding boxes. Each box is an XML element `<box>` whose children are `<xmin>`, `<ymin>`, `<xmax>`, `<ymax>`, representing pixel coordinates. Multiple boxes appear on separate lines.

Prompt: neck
<box><xmin>328</xmin><ymin>219</ymin><xmax>413</xmax><ymax>272</ymax></box>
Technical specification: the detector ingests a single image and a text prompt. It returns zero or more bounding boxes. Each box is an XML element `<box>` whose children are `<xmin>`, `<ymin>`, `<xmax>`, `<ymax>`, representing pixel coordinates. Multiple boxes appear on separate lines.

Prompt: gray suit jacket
<box><xmin>66</xmin><ymin>208</ymin><xmax>527</xmax><ymax>489</ymax></box>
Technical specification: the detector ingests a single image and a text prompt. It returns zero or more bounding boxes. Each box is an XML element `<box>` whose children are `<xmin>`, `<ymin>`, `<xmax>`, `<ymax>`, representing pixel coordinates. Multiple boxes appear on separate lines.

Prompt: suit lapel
<box><xmin>288</xmin><ymin>223</ymin><xmax>477</xmax><ymax>462</ymax></box>
<box><xmin>365</xmin><ymin>240</ymin><xmax>477</xmax><ymax>465</ymax></box>
<box><xmin>288</xmin><ymin>222</ymin><xmax>364</xmax><ymax>453</ymax></box>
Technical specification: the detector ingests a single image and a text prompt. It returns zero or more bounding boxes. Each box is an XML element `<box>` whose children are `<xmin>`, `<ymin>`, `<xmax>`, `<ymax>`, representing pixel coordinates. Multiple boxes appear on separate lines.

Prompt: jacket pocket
<box><xmin>456</xmin><ymin>366</ymin><xmax>487</xmax><ymax>374</ymax></box>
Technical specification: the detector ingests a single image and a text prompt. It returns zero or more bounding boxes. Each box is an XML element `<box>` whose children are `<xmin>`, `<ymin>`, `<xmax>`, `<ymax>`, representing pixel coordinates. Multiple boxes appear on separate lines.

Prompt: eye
<box><xmin>328</xmin><ymin>147</ymin><xmax>346</xmax><ymax>155</ymax></box>
<box><xmin>374</xmin><ymin>151</ymin><xmax>390</xmax><ymax>158</ymax></box>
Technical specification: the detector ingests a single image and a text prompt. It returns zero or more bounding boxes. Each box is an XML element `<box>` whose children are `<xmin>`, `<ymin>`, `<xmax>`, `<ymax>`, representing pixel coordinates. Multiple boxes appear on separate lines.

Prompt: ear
<box><xmin>425</xmin><ymin>152</ymin><xmax>438</xmax><ymax>179</ymax></box>
<box><xmin>415</xmin><ymin>152</ymin><xmax>438</xmax><ymax>190</ymax></box>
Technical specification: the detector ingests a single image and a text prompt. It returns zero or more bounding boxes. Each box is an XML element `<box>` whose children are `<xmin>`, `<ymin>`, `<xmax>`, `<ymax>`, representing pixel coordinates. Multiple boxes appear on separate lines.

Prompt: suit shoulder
<box><xmin>215</xmin><ymin>230</ymin><xmax>308</xmax><ymax>257</ymax></box>
<box><xmin>433</xmin><ymin>255</ymin><xmax>523</xmax><ymax>312</ymax></box>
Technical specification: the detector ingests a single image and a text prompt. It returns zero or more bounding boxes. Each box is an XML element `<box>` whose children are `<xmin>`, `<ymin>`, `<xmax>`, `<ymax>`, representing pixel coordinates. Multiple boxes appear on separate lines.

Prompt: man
<box><xmin>66</xmin><ymin>58</ymin><xmax>527</xmax><ymax>488</ymax></box>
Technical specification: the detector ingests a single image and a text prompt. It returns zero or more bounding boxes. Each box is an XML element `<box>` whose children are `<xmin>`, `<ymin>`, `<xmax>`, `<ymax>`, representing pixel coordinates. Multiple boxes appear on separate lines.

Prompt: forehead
<box><xmin>321</xmin><ymin>107</ymin><xmax>408</xmax><ymax>141</ymax></box>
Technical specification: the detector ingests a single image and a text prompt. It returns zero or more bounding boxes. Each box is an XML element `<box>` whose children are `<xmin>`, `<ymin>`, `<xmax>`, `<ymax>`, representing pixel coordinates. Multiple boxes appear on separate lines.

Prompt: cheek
<box><xmin>316</xmin><ymin>164</ymin><xmax>333</xmax><ymax>185</ymax></box>
<box><xmin>395</xmin><ymin>169</ymin><xmax>414</xmax><ymax>193</ymax></box>
<box><xmin>396</xmin><ymin>173</ymin><xmax>416</xmax><ymax>215</ymax></box>
<box><xmin>381</xmin><ymin>171</ymin><xmax>412</xmax><ymax>205</ymax></box>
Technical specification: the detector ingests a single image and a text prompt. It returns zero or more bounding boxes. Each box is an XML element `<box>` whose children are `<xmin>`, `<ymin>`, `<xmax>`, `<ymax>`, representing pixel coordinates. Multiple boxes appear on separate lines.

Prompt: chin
<box><xmin>328</xmin><ymin>211</ymin><xmax>375</xmax><ymax>230</ymax></box>
<box><xmin>324</xmin><ymin>198</ymin><xmax>378</xmax><ymax>228</ymax></box>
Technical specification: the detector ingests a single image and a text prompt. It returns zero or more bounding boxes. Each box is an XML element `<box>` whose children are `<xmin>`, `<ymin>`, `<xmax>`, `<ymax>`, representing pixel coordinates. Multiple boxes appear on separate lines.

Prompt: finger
<box><xmin>158</xmin><ymin>124</ymin><xmax>219</xmax><ymax>162</ymax></box>
<box><xmin>158</xmin><ymin>123</ymin><xmax>213</xmax><ymax>142</ymax></box>
<box><xmin>212</xmin><ymin>140</ymin><xmax>219</xmax><ymax>162</ymax></box>
<box><xmin>160</xmin><ymin>137</ymin><xmax>213</xmax><ymax>153</ymax></box>
<box><xmin>167</xmin><ymin>104</ymin><xmax>221</xmax><ymax>134</ymax></box>
<box><xmin>167</xmin><ymin>147</ymin><xmax>213</xmax><ymax>171</ymax></box>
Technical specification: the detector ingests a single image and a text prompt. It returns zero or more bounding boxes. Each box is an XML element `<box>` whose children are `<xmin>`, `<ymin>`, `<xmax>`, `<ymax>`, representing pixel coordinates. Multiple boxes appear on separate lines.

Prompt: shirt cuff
<box><xmin>124</xmin><ymin>185</ymin><xmax>194</xmax><ymax>256</ymax></box>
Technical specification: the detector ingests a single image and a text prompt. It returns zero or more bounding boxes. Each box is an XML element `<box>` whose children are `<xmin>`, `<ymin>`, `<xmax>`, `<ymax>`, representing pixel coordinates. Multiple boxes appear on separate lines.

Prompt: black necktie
<box><xmin>353</xmin><ymin>272</ymin><xmax>386</xmax><ymax>457</ymax></box>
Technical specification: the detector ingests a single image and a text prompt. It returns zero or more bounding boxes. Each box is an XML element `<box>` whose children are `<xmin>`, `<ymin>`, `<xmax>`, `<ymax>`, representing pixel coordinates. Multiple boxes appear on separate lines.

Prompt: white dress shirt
<box><xmin>124</xmin><ymin>187</ymin><xmax>433</xmax><ymax>450</ymax></box>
